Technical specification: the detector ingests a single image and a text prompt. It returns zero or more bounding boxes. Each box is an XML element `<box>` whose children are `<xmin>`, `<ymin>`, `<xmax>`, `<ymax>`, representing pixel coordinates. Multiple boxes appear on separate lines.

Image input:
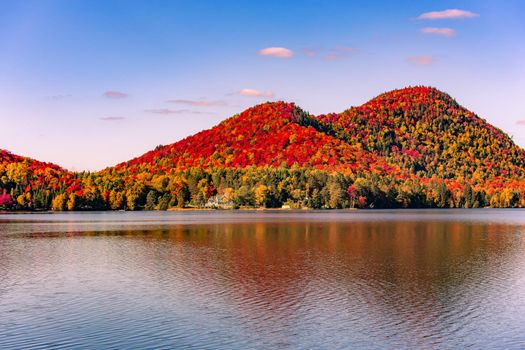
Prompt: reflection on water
<box><xmin>0</xmin><ymin>210</ymin><xmax>524</xmax><ymax>349</ymax></box>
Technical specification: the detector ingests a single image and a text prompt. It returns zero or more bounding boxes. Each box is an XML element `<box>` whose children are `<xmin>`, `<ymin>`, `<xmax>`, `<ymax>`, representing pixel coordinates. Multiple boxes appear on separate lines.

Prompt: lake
<box><xmin>0</xmin><ymin>210</ymin><xmax>524</xmax><ymax>349</ymax></box>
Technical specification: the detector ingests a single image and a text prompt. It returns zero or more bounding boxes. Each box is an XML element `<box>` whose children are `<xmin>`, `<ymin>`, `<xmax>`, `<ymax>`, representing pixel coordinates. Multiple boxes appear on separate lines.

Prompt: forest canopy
<box><xmin>2</xmin><ymin>87</ymin><xmax>525</xmax><ymax>210</ymax></box>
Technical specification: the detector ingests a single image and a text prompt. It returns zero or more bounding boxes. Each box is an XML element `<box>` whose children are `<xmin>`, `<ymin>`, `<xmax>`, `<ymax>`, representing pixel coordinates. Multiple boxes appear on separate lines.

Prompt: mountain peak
<box><xmin>364</xmin><ymin>86</ymin><xmax>458</xmax><ymax>109</ymax></box>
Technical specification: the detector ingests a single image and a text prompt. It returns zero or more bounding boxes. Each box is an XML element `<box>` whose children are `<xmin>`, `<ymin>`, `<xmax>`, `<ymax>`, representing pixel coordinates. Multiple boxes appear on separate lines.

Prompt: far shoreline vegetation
<box><xmin>2</xmin><ymin>87</ymin><xmax>525</xmax><ymax>211</ymax></box>
<box><xmin>0</xmin><ymin>164</ymin><xmax>521</xmax><ymax>212</ymax></box>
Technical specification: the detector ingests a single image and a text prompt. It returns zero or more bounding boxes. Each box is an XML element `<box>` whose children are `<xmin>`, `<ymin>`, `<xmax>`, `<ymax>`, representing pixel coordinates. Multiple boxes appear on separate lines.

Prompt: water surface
<box><xmin>1</xmin><ymin>210</ymin><xmax>524</xmax><ymax>349</ymax></box>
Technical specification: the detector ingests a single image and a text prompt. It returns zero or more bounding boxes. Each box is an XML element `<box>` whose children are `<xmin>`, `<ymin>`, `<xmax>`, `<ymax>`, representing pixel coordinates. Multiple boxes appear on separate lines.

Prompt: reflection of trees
<box><xmin>2</xmin><ymin>219</ymin><xmax>523</xmax><ymax>348</ymax></box>
<box><xmin>166</xmin><ymin>221</ymin><xmax>520</xmax><ymax>348</ymax></box>
<box><xmin>112</xmin><ymin>220</ymin><xmax>524</xmax><ymax>347</ymax></box>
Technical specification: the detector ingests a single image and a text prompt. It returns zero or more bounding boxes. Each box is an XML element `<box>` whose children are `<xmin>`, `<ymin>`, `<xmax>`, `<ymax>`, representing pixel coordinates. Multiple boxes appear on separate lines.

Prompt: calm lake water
<box><xmin>0</xmin><ymin>210</ymin><xmax>524</xmax><ymax>349</ymax></box>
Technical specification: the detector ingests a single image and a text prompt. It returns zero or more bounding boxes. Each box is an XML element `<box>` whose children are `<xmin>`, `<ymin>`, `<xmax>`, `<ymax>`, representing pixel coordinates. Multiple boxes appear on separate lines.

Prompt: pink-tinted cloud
<box><xmin>408</xmin><ymin>55</ymin><xmax>435</xmax><ymax>65</ymax></box>
<box><xmin>238</xmin><ymin>89</ymin><xmax>274</xmax><ymax>98</ymax></box>
<box><xmin>103</xmin><ymin>90</ymin><xmax>128</xmax><ymax>99</ymax></box>
<box><xmin>418</xmin><ymin>9</ymin><xmax>479</xmax><ymax>20</ymax></box>
<box><xmin>258</xmin><ymin>47</ymin><xmax>294</xmax><ymax>58</ymax></box>
<box><xmin>302</xmin><ymin>48</ymin><xmax>318</xmax><ymax>58</ymax></box>
<box><xmin>516</xmin><ymin>120</ymin><xmax>525</xmax><ymax>125</ymax></box>
<box><xmin>324</xmin><ymin>46</ymin><xmax>356</xmax><ymax>61</ymax></box>
<box><xmin>99</xmin><ymin>116</ymin><xmax>125</xmax><ymax>121</ymax></box>
<box><xmin>302</xmin><ymin>46</ymin><xmax>356</xmax><ymax>61</ymax></box>
<box><xmin>48</xmin><ymin>94</ymin><xmax>72</xmax><ymax>100</ymax></box>
<box><xmin>421</xmin><ymin>27</ymin><xmax>456</xmax><ymax>37</ymax></box>
<box><xmin>167</xmin><ymin>99</ymin><xmax>227</xmax><ymax>107</ymax></box>
<box><xmin>144</xmin><ymin>109</ymin><xmax>207</xmax><ymax>115</ymax></box>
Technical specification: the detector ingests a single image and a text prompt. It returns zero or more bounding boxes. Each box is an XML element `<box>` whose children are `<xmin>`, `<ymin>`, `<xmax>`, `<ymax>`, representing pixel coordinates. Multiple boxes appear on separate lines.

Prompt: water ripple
<box><xmin>1</xmin><ymin>211</ymin><xmax>525</xmax><ymax>349</ymax></box>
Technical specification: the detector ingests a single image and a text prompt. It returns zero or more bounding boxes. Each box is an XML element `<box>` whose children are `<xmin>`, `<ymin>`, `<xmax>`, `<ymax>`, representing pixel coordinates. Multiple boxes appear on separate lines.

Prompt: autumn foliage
<box><xmin>2</xmin><ymin>86</ymin><xmax>525</xmax><ymax>210</ymax></box>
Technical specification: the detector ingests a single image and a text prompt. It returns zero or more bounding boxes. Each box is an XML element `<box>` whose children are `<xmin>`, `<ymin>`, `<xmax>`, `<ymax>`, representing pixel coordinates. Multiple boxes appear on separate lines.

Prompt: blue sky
<box><xmin>1</xmin><ymin>0</ymin><xmax>524</xmax><ymax>170</ymax></box>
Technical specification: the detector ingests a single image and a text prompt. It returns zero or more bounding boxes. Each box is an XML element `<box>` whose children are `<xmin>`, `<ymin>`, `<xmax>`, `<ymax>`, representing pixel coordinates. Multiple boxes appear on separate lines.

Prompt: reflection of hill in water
<box><xmin>147</xmin><ymin>220</ymin><xmax>525</xmax><ymax>348</ymax></box>
<box><xmin>1</xmin><ymin>218</ymin><xmax>524</xmax><ymax>349</ymax></box>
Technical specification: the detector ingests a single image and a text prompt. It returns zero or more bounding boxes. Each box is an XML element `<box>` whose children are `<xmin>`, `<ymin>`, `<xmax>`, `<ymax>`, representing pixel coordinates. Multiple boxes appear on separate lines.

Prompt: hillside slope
<box><xmin>2</xmin><ymin>86</ymin><xmax>525</xmax><ymax>210</ymax></box>
<box><xmin>116</xmin><ymin>101</ymin><xmax>394</xmax><ymax>174</ymax></box>
<box><xmin>317</xmin><ymin>86</ymin><xmax>525</xmax><ymax>180</ymax></box>
<box><xmin>0</xmin><ymin>149</ymin><xmax>77</xmax><ymax>209</ymax></box>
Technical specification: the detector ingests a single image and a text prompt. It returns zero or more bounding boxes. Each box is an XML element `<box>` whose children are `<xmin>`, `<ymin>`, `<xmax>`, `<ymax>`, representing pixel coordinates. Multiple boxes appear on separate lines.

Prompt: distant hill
<box><xmin>0</xmin><ymin>149</ymin><xmax>77</xmax><ymax>209</ymax></box>
<box><xmin>2</xmin><ymin>86</ymin><xmax>524</xmax><ymax>210</ymax></box>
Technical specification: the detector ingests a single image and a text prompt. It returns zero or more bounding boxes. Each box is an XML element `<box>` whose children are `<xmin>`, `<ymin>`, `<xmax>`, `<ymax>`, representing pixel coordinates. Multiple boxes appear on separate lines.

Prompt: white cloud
<box><xmin>238</xmin><ymin>89</ymin><xmax>274</xmax><ymax>98</ymax></box>
<box><xmin>167</xmin><ymin>99</ymin><xmax>227</xmax><ymax>107</ymax></box>
<box><xmin>144</xmin><ymin>109</ymin><xmax>207</xmax><ymax>115</ymax></box>
<box><xmin>99</xmin><ymin>116</ymin><xmax>125</xmax><ymax>121</ymax></box>
<box><xmin>418</xmin><ymin>9</ymin><xmax>479</xmax><ymax>20</ymax></box>
<box><xmin>258</xmin><ymin>47</ymin><xmax>294</xmax><ymax>58</ymax></box>
<box><xmin>421</xmin><ymin>27</ymin><xmax>456</xmax><ymax>37</ymax></box>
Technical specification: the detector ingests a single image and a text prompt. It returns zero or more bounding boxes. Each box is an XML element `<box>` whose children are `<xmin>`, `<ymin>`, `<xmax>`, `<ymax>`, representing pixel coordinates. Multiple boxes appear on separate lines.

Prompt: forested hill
<box><xmin>2</xmin><ymin>86</ymin><xmax>525</xmax><ymax>210</ymax></box>
<box><xmin>0</xmin><ymin>149</ymin><xmax>78</xmax><ymax>209</ymax></box>
<box><xmin>115</xmin><ymin>101</ymin><xmax>395</xmax><ymax>174</ymax></box>
<box><xmin>316</xmin><ymin>87</ymin><xmax>525</xmax><ymax>180</ymax></box>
